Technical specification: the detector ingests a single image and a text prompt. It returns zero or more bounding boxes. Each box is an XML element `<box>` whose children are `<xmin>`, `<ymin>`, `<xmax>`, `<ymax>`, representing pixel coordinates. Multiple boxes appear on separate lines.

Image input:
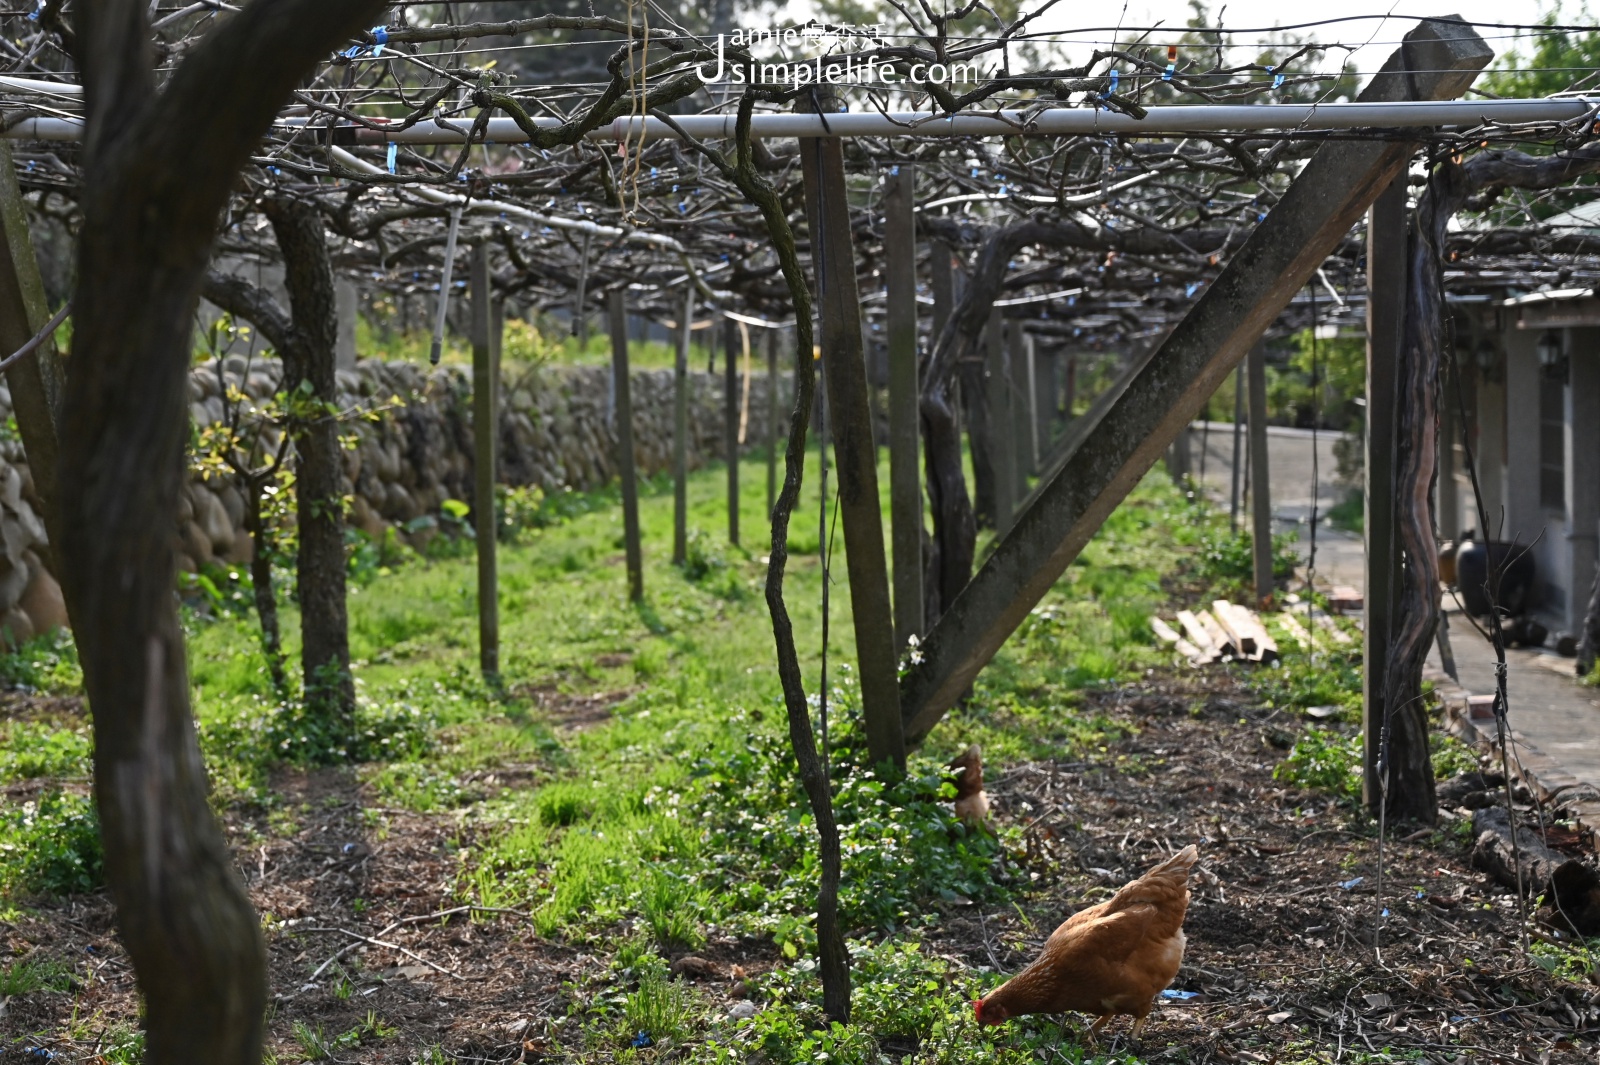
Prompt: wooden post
<box><xmin>674</xmin><ymin>285</ymin><xmax>692</xmax><ymax>565</ymax></box>
<box><xmin>609</xmin><ymin>290</ymin><xmax>644</xmax><ymax>602</ymax></box>
<box><xmin>1009</xmin><ymin>322</ymin><xmax>1035</xmax><ymax>486</ymax></box>
<box><xmin>1364</xmin><ymin>177</ymin><xmax>1405</xmax><ymax>812</ymax></box>
<box><xmin>0</xmin><ymin>140</ymin><xmax>65</xmax><ymax>552</ymax></box>
<box><xmin>1032</xmin><ymin>346</ymin><xmax>1053</xmax><ymax>458</ymax></box>
<box><xmin>987</xmin><ymin>309</ymin><xmax>1016</xmax><ymax>532</ymax></box>
<box><xmin>930</xmin><ymin>239</ymin><xmax>954</xmax><ymax>335</ymax></box>
<box><xmin>724</xmin><ymin>316</ymin><xmax>740</xmax><ymax>546</ymax></box>
<box><xmin>1230</xmin><ymin>365</ymin><xmax>1245</xmax><ymax>533</ymax></box>
<box><xmin>1247</xmin><ymin>342</ymin><xmax>1273</xmax><ymax>606</ymax></box>
<box><xmin>766</xmin><ymin>328</ymin><xmax>778</xmax><ymax>517</ymax></box>
<box><xmin>573</xmin><ymin>232</ymin><xmax>592</xmax><ymax>348</ymax></box>
<box><xmin>799</xmin><ymin>119</ymin><xmax>906</xmax><ymax>772</ymax></box>
<box><xmin>470</xmin><ymin>240</ymin><xmax>499</xmax><ymax>679</ymax></box>
<box><xmin>894</xmin><ymin>18</ymin><xmax>1492</xmax><ymax>741</ymax></box>
<box><xmin>885</xmin><ymin>164</ymin><xmax>922</xmax><ymax>651</ymax></box>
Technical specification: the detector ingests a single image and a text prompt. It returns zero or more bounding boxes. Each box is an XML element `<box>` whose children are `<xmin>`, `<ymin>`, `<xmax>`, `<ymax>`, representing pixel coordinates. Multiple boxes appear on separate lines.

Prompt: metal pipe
<box><xmin>332</xmin><ymin>97</ymin><xmax>1593</xmax><ymax>143</ymax></box>
<box><xmin>6</xmin><ymin>97</ymin><xmax>1593</xmax><ymax>145</ymax></box>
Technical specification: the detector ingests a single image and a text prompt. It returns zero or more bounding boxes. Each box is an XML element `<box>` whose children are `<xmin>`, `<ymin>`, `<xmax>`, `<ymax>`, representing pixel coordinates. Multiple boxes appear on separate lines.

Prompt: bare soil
<box><xmin>2</xmin><ymin>671</ymin><xmax>1596</xmax><ymax>1064</ymax></box>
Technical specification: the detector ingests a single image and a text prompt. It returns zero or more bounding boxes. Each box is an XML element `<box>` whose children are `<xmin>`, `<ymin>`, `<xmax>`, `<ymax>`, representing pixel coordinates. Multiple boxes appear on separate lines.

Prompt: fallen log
<box><xmin>1471</xmin><ymin>807</ymin><xmax>1600</xmax><ymax>934</ymax></box>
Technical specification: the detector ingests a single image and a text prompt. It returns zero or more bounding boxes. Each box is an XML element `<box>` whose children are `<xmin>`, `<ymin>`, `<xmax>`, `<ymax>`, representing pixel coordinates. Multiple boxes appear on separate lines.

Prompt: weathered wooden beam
<box><xmin>673</xmin><ymin>285</ymin><xmax>692</xmax><ymax>565</ymax></box>
<box><xmin>799</xmin><ymin>124</ymin><xmax>906</xmax><ymax>772</ymax></box>
<box><xmin>609</xmin><ymin>290</ymin><xmax>644</xmax><ymax>603</ymax></box>
<box><xmin>885</xmin><ymin>164</ymin><xmax>923</xmax><ymax>651</ymax></box>
<box><xmin>1011</xmin><ymin>322</ymin><xmax>1036</xmax><ymax>483</ymax></box>
<box><xmin>1246</xmin><ymin>342</ymin><xmax>1274</xmax><ymax>605</ymax></box>
<box><xmin>724</xmin><ymin>316</ymin><xmax>740</xmax><ymax>546</ymax></box>
<box><xmin>1363</xmin><ymin>177</ymin><xmax>1405</xmax><ymax>812</ymax></box>
<box><xmin>0</xmin><ymin>141</ymin><xmax>65</xmax><ymax>555</ymax></box>
<box><xmin>470</xmin><ymin>240</ymin><xmax>500</xmax><ymax>679</ymax></box>
<box><xmin>986</xmin><ymin>309</ymin><xmax>1016</xmax><ymax>533</ymax></box>
<box><xmin>899</xmin><ymin>17</ymin><xmax>1492</xmax><ymax>743</ymax></box>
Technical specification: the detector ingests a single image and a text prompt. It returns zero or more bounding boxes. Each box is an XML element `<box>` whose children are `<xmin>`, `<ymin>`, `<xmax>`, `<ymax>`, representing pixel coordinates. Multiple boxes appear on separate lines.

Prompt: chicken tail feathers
<box><xmin>1107</xmin><ymin>844</ymin><xmax>1200</xmax><ymax>910</ymax></box>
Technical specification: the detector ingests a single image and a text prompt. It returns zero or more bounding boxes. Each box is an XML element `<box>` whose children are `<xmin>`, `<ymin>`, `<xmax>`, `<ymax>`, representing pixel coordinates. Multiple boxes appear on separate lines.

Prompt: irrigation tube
<box><xmin>4</xmin><ymin>97</ymin><xmax>1595</xmax><ymax>144</ymax></box>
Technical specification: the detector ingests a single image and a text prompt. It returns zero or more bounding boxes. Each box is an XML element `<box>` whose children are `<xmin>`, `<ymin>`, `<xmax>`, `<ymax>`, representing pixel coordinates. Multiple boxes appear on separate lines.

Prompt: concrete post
<box><xmin>800</xmin><ymin>121</ymin><xmax>906</xmax><ymax>772</ymax></box>
<box><xmin>1247</xmin><ymin>342</ymin><xmax>1273</xmax><ymax>605</ymax></box>
<box><xmin>897</xmin><ymin>18</ymin><xmax>1493</xmax><ymax>742</ymax></box>
<box><xmin>609</xmin><ymin>290</ymin><xmax>644</xmax><ymax>602</ymax></box>
<box><xmin>1363</xmin><ymin>177</ymin><xmax>1405</xmax><ymax>812</ymax></box>
<box><xmin>885</xmin><ymin>164</ymin><xmax>923</xmax><ymax>651</ymax></box>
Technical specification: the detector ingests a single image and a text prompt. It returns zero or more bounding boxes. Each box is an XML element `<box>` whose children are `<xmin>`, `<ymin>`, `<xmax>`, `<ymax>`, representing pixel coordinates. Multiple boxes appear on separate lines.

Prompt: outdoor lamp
<box><xmin>1538</xmin><ymin>329</ymin><xmax>1568</xmax><ymax>381</ymax></box>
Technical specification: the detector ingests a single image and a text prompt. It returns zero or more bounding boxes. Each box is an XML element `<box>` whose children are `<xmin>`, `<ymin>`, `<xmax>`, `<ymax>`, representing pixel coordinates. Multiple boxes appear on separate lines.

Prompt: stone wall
<box><xmin>0</xmin><ymin>357</ymin><xmax>792</xmax><ymax>643</ymax></box>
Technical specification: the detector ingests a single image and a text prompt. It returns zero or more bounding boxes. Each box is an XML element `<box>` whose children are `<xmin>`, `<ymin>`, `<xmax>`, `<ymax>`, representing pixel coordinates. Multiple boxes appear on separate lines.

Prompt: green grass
<box><xmin>0</xmin><ymin>451</ymin><xmax>1350</xmax><ymax>1063</ymax></box>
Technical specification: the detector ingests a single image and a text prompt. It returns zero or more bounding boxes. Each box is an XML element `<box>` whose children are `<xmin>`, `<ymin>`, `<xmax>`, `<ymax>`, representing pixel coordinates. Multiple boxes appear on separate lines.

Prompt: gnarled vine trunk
<box><xmin>60</xmin><ymin>0</ymin><xmax>383</xmax><ymax>1061</ymax></box>
<box><xmin>263</xmin><ymin>196</ymin><xmax>355</xmax><ymax>733</ymax></box>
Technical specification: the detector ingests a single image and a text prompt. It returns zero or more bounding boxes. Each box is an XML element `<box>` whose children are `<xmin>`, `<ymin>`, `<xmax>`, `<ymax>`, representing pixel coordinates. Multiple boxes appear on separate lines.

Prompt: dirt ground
<box><xmin>2</xmin><ymin>672</ymin><xmax>1597</xmax><ymax>1064</ymax></box>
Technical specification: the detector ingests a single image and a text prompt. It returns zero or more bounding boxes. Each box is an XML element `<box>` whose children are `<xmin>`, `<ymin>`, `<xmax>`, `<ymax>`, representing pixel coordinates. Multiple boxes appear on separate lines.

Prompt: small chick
<box><xmin>949</xmin><ymin>744</ymin><xmax>990</xmax><ymax>828</ymax></box>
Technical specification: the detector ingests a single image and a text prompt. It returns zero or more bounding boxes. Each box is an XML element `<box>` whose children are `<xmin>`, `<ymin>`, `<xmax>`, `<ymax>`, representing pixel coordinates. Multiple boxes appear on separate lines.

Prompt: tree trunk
<box><xmin>60</xmin><ymin>0</ymin><xmax>383</xmax><ymax>1061</ymax></box>
<box><xmin>264</xmin><ymin>196</ymin><xmax>355</xmax><ymax>738</ymax></box>
<box><xmin>1381</xmin><ymin>163</ymin><xmax>1471</xmax><ymax>825</ymax></box>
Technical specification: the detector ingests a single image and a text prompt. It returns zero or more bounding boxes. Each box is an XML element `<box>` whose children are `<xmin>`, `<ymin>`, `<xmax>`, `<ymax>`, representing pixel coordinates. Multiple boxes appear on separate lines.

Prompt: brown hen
<box><xmin>974</xmin><ymin>845</ymin><xmax>1199</xmax><ymax>1042</ymax></box>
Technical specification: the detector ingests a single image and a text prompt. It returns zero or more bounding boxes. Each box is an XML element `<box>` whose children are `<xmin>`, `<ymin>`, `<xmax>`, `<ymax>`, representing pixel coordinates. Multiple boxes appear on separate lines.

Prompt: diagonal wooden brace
<box><xmin>899</xmin><ymin>16</ymin><xmax>1492</xmax><ymax>744</ymax></box>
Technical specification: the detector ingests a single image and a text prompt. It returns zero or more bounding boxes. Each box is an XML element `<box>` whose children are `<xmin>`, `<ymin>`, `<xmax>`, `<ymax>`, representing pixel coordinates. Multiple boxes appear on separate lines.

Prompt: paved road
<box><xmin>1191</xmin><ymin>420</ymin><xmax>1600</xmax><ymax>791</ymax></box>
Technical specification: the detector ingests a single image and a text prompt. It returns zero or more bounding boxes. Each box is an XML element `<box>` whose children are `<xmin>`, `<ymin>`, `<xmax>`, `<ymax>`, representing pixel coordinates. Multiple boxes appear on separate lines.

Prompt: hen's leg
<box><xmin>1129</xmin><ymin>1008</ymin><xmax>1152</xmax><ymax>1044</ymax></box>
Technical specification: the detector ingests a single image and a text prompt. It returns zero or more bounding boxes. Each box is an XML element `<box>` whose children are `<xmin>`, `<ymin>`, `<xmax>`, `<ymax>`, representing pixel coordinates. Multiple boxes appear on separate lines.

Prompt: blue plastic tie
<box><xmin>386</xmin><ymin>142</ymin><xmax>397</xmax><ymax>174</ymax></box>
<box><xmin>1107</xmin><ymin>68</ymin><xmax>1119</xmax><ymax>94</ymax></box>
<box><xmin>631</xmin><ymin>1033</ymin><xmax>653</xmax><ymax>1048</ymax></box>
<box><xmin>1185</xmin><ymin>282</ymin><xmax>1200</xmax><ymax>297</ymax></box>
<box><xmin>1163</xmin><ymin>63</ymin><xmax>1174</xmax><ymax>81</ymax></box>
<box><xmin>890</xmin><ymin>164</ymin><xmax>899</xmax><ymax>175</ymax></box>
<box><xmin>1161</xmin><ymin>989</ymin><xmax>1201</xmax><ymax>1000</ymax></box>
<box><xmin>371</xmin><ymin>25</ymin><xmax>387</xmax><ymax>57</ymax></box>
<box><xmin>1269</xmin><ymin>65</ymin><xmax>1284</xmax><ymax>89</ymax></box>
<box><xmin>1339</xmin><ymin>877</ymin><xmax>1364</xmax><ymax>890</ymax></box>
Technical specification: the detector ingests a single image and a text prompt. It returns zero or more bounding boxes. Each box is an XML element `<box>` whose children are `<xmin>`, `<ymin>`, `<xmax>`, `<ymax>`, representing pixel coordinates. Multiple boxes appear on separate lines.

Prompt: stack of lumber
<box><xmin>1151</xmin><ymin>600</ymin><xmax>1280</xmax><ymax>666</ymax></box>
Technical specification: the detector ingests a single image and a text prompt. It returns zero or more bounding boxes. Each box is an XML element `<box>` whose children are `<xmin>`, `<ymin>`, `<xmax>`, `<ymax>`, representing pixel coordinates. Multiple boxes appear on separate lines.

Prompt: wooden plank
<box><xmin>470</xmin><ymin>241</ymin><xmax>500</xmax><ymax>679</ymax></box>
<box><xmin>1176</xmin><ymin>609</ymin><xmax>1215</xmax><ymax>654</ymax></box>
<box><xmin>896</xmin><ymin>18</ymin><xmax>1492</xmax><ymax>744</ymax></box>
<box><xmin>885</xmin><ymin>164</ymin><xmax>923</xmax><ymax>651</ymax></box>
<box><xmin>1212</xmin><ymin>599</ymin><xmax>1257</xmax><ymax>658</ymax></box>
<box><xmin>608</xmin><ymin>290</ymin><xmax>644</xmax><ymax>603</ymax></box>
<box><xmin>799</xmin><ymin>114</ymin><xmax>906</xmax><ymax>772</ymax></box>
<box><xmin>1198</xmin><ymin>610</ymin><xmax>1237</xmax><ymax>658</ymax></box>
<box><xmin>1151</xmin><ymin>617</ymin><xmax>1204</xmax><ymax>661</ymax></box>
<box><xmin>1277</xmin><ymin>611</ymin><xmax>1313</xmax><ymax>648</ymax></box>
